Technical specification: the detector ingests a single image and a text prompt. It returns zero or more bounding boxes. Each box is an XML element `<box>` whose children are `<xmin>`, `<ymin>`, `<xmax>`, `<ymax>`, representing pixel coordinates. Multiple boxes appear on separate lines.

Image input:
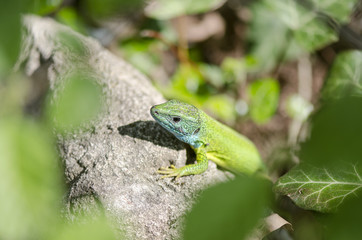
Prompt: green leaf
<box><xmin>121</xmin><ymin>39</ymin><xmax>161</xmax><ymax>75</ymax></box>
<box><xmin>264</xmin><ymin>0</ymin><xmax>338</xmax><ymax>52</ymax></box>
<box><xmin>247</xmin><ymin>78</ymin><xmax>280</xmax><ymax>124</ymax></box>
<box><xmin>48</xmin><ymin>72</ymin><xmax>103</xmax><ymax>132</ymax></box>
<box><xmin>145</xmin><ymin>0</ymin><xmax>226</xmax><ymax>20</ymax></box>
<box><xmin>310</xmin><ymin>0</ymin><xmax>358</xmax><ymax>23</ymax></box>
<box><xmin>265</xmin><ymin>0</ymin><xmax>306</xmax><ymax>30</ymax></box>
<box><xmin>54</xmin><ymin>216</ymin><xmax>119</xmax><ymax>240</ymax></box>
<box><xmin>199</xmin><ymin>63</ymin><xmax>225</xmax><ymax>88</ymax></box>
<box><xmin>82</xmin><ymin>0</ymin><xmax>144</xmax><ymax>18</ymax></box>
<box><xmin>56</xmin><ymin>7</ymin><xmax>87</xmax><ymax>34</ymax></box>
<box><xmin>293</xmin><ymin>17</ymin><xmax>338</xmax><ymax>51</ymax></box>
<box><xmin>221</xmin><ymin>57</ymin><xmax>255</xmax><ymax>83</ymax></box>
<box><xmin>0</xmin><ymin>117</ymin><xmax>62</xmax><ymax>239</ymax></box>
<box><xmin>0</xmin><ymin>0</ymin><xmax>23</xmax><ymax>76</ymax></box>
<box><xmin>299</xmin><ymin>97</ymin><xmax>362</xmax><ymax>167</ymax></box>
<box><xmin>286</xmin><ymin>94</ymin><xmax>314</xmax><ymax>121</ymax></box>
<box><xmin>248</xmin><ymin>2</ymin><xmax>305</xmax><ymax>72</ymax></box>
<box><xmin>32</xmin><ymin>0</ymin><xmax>62</xmax><ymax>15</ymax></box>
<box><xmin>184</xmin><ymin>176</ymin><xmax>271</xmax><ymax>240</ymax></box>
<box><xmin>324</xmin><ymin>195</ymin><xmax>362</xmax><ymax>240</ymax></box>
<box><xmin>159</xmin><ymin>63</ymin><xmax>206</xmax><ymax>102</ymax></box>
<box><xmin>322</xmin><ymin>50</ymin><xmax>362</xmax><ymax>99</ymax></box>
<box><xmin>202</xmin><ymin>95</ymin><xmax>236</xmax><ymax>123</ymax></box>
<box><xmin>274</xmin><ymin>164</ymin><xmax>362</xmax><ymax>213</ymax></box>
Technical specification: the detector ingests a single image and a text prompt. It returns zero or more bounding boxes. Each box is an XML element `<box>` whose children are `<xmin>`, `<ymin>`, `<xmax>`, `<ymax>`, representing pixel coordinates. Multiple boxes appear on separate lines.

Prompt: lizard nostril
<box><xmin>154</xmin><ymin>110</ymin><xmax>159</xmax><ymax>115</ymax></box>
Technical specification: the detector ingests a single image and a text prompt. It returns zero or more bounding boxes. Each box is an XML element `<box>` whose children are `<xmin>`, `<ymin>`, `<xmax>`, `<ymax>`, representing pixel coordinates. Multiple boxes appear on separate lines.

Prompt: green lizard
<box><xmin>150</xmin><ymin>99</ymin><xmax>266</xmax><ymax>178</ymax></box>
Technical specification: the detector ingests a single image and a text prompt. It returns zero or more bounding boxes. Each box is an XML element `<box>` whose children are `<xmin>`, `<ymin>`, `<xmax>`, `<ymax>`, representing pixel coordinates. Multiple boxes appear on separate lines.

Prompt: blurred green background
<box><xmin>1</xmin><ymin>0</ymin><xmax>362</xmax><ymax>239</ymax></box>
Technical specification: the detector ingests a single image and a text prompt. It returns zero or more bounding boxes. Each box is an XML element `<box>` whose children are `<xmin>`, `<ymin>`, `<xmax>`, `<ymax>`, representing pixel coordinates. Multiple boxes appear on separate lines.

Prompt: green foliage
<box><xmin>0</xmin><ymin>117</ymin><xmax>62</xmax><ymax>239</ymax></box>
<box><xmin>160</xmin><ymin>63</ymin><xmax>205</xmax><ymax>102</ymax></box>
<box><xmin>56</xmin><ymin>7</ymin><xmax>87</xmax><ymax>34</ymax></box>
<box><xmin>47</xmin><ymin>72</ymin><xmax>103</xmax><ymax>132</ymax></box>
<box><xmin>248</xmin><ymin>0</ymin><xmax>354</xmax><ymax>72</ymax></box>
<box><xmin>274</xmin><ymin>163</ymin><xmax>362</xmax><ymax>212</ymax></box>
<box><xmin>53</xmin><ymin>216</ymin><xmax>119</xmax><ymax>240</ymax></box>
<box><xmin>300</xmin><ymin>97</ymin><xmax>362</xmax><ymax>167</ymax></box>
<box><xmin>82</xmin><ymin>0</ymin><xmax>144</xmax><ymax>18</ymax></box>
<box><xmin>274</xmin><ymin>82</ymin><xmax>362</xmax><ymax>212</ymax></box>
<box><xmin>221</xmin><ymin>56</ymin><xmax>256</xmax><ymax>83</ymax></box>
<box><xmin>247</xmin><ymin>78</ymin><xmax>280</xmax><ymax>124</ymax></box>
<box><xmin>184</xmin><ymin>176</ymin><xmax>271</xmax><ymax>240</ymax></box>
<box><xmin>145</xmin><ymin>0</ymin><xmax>226</xmax><ymax>20</ymax></box>
<box><xmin>248</xmin><ymin>2</ymin><xmax>304</xmax><ymax>72</ymax></box>
<box><xmin>324</xmin><ymin>196</ymin><xmax>362</xmax><ymax>240</ymax></box>
<box><xmin>121</xmin><ymin>39</ymin><xmax>162</xmax><ymax>75</ymax></box>
<box><xmin>31</xmin><ymin>0</ymin><xmax>63</xmax><ymax>15</ymax></box>
<box><xmin>0</xmin><ymin>4</ymin><xmax>114</xmax><ymax>238</ymax></box>
<box><xmin>309</xmin><ymin>0</ymin><xmax>358</xmax><ymax>23</ymax></box>
<box><xmin>265</xmin><ymin>0</ymin><xmax>338</xmax><ymax>51</ymax></box>
<box><xmin>0</xmin><ymin>0</ymin><xmax>64</xmax><ymax>76</ymax></box>
<box><xmin>158</xmin><ymin>63</ymin><xmax>238</xmax><ymax>122</ymax></box>
<box><xmin>202</xmin><ymin>95</ymin><xmax>236</xmax><ymax>123</ymax></box>
<box><xmin>1</xmin><ymin>0</ymin><xmax>361</xmax><ymax>238</ymax></box>
<box><xmin>0</xmin><ymin>0</ymin><xmax>23</xmax><ymax>76</ymax></box>
<box><xmin>323</xmin><ymin>50</ymin><xmax>362</xmax><ymax>99</ymax></box>
<box><xmin>293</xmin><ymin>18</ymin><xmax>337</xmax><ymax>52</ymax></box>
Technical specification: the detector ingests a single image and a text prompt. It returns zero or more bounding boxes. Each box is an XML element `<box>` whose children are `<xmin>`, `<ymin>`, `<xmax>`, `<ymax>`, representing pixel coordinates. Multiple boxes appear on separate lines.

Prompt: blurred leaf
<box><xmin>323</xmin><ymin>50</ymin><xmax>362</xmax><ymax>99</ymax></box>
<box><xmin>48</xmin><ymin>73</ymin><xmax>103</xmax><ymax>131</ymax></box>
<box><xmin>265</xmin><ymin>0</ymin><xmax>338</xmax><ymax>52</ymax></box>
<box><xmin>203</xmin><ymin>95</ymin><xmax>236</xmax><ymax>123</ymax></box>
<box><xmin>276</xmin><ymin>96</ymin><xmax>362</xmax><ymax>213</ymax></box>
<box><xmin>121</xmin><ymin>39</ymin><xmax>161</xmax><ymax>75</ymax></box>
<box><xmin>0</xmin><ymin>0</ymin><xmax>64</xmax><ymax>76</ymax></box>
<box><xmin>248</xmin><ymin>2</ymin><xmax>305</xmax><ymax>72</ymax></box>
<box><xmin>310</xmin><ymin>0</ymin><xmax>358</xmax><ymax>22</ymax></box>
<box><xmin>293</xmin><ymin>18</ymin><xmax>337</xmax><ymax>51</ymax></box>
<box><xmin>247</xmin><ymin>78</ymin><xmax>280</xmax><ymax>124</ymax></box>
<box><xmin>324</xmin><ymin>194</ymin><xmax>362</xmax><ymax>239</ymax></box>
<box><xmin>159</xmin><ymin>63</ymin><xmax>206</xmax><ymax>103</ymax></box>
<box><xmin>54</xmin><ymin>216</ymin><xmax>119</xmax><ymax>240</ymax></box>
<box><xmin>184</xmin><ymin>176</ymin><xmax>270</xmax><ymax>240</ymax></box>
<box><xmin>56</xmin><ymin>7</ymin><xmax>87</xmax><ymax>34</ymax></box>
<box><xmin>286</xmin><ymin>94</ymin><xmax>314</xmax><ymax>121</ymax></box>
<box><xmin>221</xmin><ymin>57</ymin><xmax>253</xmax><ymax>83</ymax></box>
<box><xmin>32</xmin><ymin>0</ymin><xmax>62</xmax><ymax>15</ymax></box>
<box><xmin>266</xmin><ymin>0</ymin><xmax>306</xmax><ymax>30</ymax></box>
<box><xmin>0</xmin><ymin>117</ymin><xmax>62</xmax><ymax>239</ymax></box>
<box><xmin>199</xmin><ymin>63</ymin><xmax>225</xmax><ymax>88</ymax></box>
<box><xmin>145</xmin><ymin>0</ymin><xmax>226</xmax><ymax>20</ymax></box>
<box><xmin>0</xmin><ymin>0</ymin><xmax>23</xmax><ymax>76</ymax></box>
<box><xmin>159</xmin><ymin>63</ymin><xmax>240</xmax><ymax>121</ymax></box>
<box><xmin>274</xmin><ymin>163</ymin><xmax>362</xmax><ymax>213</ymax></box>
<box><xmin>300</xmin><ymin>97</ymin><xmax>362</xmax><ymax>166</ymax></box>
<box><xmin>82</xmin><ymin>0</ymin><xmax>144</xmax><ymax>18</ymax></box>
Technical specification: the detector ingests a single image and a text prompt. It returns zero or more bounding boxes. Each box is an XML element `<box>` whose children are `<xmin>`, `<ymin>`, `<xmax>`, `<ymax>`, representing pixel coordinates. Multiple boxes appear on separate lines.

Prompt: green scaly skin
<box><xmin>150</xmin><ymin>99</ymin><xmax>266</xmax><ymax>179</ymax></box>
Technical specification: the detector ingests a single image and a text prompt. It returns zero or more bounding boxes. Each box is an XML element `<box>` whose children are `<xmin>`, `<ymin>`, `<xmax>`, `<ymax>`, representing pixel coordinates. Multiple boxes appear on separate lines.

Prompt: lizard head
<box><xmin>150</xmin><ymin>99</ymin><xmax>202</xmax><ymax>144</ymax></box>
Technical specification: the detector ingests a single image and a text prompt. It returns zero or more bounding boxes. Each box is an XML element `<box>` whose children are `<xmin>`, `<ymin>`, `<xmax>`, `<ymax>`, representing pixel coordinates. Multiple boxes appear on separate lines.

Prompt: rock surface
<box><xmin>19</xmin><ymin>15</ymin><xmax>231</xmax><ymax>240</ymax></box>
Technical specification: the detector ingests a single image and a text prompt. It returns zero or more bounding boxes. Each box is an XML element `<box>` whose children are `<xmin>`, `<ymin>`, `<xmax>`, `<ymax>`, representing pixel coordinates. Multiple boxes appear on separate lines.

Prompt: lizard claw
<box><xmin>157</xmin><ymin>165</ymin><xmax>183</xmax><ymax>179</ymax></box>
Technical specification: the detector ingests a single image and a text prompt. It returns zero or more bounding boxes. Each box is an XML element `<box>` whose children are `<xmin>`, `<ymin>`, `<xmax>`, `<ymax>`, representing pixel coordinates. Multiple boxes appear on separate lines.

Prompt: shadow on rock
<box><xmin>117</xmin><ymin>120</ymin><xmax>185</xmax><ymax>151</ymax></box>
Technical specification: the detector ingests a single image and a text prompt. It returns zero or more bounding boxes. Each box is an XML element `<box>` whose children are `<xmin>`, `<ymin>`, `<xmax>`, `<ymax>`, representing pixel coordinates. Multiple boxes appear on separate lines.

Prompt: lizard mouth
<box><xmin>150</xmin><ymin>106</ymin><xmax>180</xmax><ymax>134</ymax></box>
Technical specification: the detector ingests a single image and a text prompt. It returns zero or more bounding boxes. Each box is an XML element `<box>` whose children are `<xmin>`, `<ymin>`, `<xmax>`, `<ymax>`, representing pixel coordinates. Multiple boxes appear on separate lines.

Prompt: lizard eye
<box><xmin>172</xmin><ymin>117</ymin><xmax>181</xmax><ymax>123</ymax></box>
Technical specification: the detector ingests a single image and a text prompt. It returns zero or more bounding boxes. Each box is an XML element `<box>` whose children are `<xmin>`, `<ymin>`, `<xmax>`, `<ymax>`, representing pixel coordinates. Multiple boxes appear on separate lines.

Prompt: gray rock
<box><xmin>19</xmin><ymin>15</ymin><xmax>231</xmax><ymax>240</ymax></box>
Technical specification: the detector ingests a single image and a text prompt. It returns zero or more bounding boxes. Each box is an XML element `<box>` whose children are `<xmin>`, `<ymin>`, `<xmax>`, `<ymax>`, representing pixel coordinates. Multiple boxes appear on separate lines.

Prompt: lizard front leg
<box><xmin>157</xmin><ymin>147</ymin><xmax>208</xmax><ymax>179</ymax></box>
